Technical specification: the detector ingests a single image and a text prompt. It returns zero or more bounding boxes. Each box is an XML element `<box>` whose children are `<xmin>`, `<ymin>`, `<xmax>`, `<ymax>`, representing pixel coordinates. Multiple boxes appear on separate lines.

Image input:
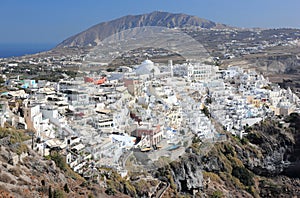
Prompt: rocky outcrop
<box><xmin>202</xmin><ymin>115</ymin><xmax>300</xmax><ymax>179</ymax></box>
<box><xmin>169</xmin><ymin>154</ymin><xmax>203</xmax><ymax>193</ymax></box>
<box><xmin>241</xmin><ymin>117</ymin><xmax>299</xmax><ymax>177</ymax></box>
<box><xmin>198</xmin><ymin>113</ymin><xmax>300</xmax><ymax>197</ymax></box>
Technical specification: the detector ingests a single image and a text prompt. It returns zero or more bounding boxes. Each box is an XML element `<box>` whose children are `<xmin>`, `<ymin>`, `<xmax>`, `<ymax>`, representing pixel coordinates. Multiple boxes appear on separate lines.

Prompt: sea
<box><xmin>0</xmin><ymin>43</ymin><xmax>55</xmax><ymax>58</ymax></box>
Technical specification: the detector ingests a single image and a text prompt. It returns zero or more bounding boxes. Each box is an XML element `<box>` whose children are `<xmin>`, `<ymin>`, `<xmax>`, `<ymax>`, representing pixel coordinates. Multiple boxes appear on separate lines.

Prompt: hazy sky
<box><xmin>1</xmin><ymin>0</ymin><xmax>299</xmax><ymax>45</ymax></box>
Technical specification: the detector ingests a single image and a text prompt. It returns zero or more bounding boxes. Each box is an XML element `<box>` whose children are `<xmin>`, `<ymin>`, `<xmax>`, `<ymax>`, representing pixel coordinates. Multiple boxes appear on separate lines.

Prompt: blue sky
<box><xmin>1</xmin><ymin>0</ymin><xmax>299</xmax><ymax>45</ymax></box>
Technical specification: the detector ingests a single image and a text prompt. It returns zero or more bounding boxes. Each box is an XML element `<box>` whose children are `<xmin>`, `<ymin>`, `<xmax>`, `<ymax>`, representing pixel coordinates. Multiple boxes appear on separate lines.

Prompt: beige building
<box><xmin>123</xmin><ymin>78</ymin><xmax>142</xmax><ymax>96</ymax></box>
<box><xmin>24</xmin><ymin>104</ymin><xmax>42</xmax><ymax>135</ymax></box>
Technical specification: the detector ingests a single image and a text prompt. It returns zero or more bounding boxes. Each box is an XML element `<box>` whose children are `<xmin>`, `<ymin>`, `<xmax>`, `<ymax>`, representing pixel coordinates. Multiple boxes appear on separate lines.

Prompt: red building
<box><xmin>132</xmin><ymin>123</ymin><xmax>163</xmax><ymax>146</ymax></box>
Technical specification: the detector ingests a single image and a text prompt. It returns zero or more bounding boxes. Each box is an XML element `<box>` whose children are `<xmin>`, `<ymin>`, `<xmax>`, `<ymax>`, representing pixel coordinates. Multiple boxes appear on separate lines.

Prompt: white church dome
<box><xmin>142</xmin><ymin>60</ymin><xmax>154</xmax><ymax>65</ymax></box>
<box><xmin>135</xmin><ymin>59</ymin><xmax>160</xmax><ymax>76</ymax></box>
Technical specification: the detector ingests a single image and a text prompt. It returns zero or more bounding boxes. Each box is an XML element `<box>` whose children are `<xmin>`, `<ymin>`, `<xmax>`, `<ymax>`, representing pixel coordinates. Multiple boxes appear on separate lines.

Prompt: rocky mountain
<box><xmin>56</xmin><ymin>11</ymin><xmax>228</xmax><ymax>48</ymax></box>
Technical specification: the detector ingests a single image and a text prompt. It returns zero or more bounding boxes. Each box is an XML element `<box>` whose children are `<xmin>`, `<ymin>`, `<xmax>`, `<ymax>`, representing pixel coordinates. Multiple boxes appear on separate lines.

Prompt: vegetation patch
<box><xmin>50</xmin><ymin>152</ymin><xmax>67</xmax><ymax>171</ymax></box>
<box><xmin>0</xmin><ymin>127</ymin><xmax>29</xmax><ymax>155</ymax></box>
<box><xmin>232</xmin><ymin>166</ymin><xmax>254</xmax><ymax>186</ymax></box>
<box><xmin>202</xmin><ymin>171</ymin><xmax>221</xmax><ymax>183</ymax></box>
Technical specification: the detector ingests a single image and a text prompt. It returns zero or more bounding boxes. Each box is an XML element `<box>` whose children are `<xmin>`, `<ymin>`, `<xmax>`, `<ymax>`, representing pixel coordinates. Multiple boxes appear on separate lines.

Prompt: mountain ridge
<box><xmin>56</xmin><ymin>11</ymin><xmax>229</xmax><ymax>48</ymax></box>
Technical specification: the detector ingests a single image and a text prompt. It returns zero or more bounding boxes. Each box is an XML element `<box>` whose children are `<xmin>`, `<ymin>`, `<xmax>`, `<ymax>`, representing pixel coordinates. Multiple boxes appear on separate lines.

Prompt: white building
<box><xmin>24</xmin><ymin>104</ymin><xmax>42</xmax><ymax>136</ymax></box>
<box><xmin>135</xmin><ymin>60</ymin><xmax>160</xmax><ymax>78</ymax></box>
<box><xmin>187</xmin><ymin>63</ymin><xmax>219</xmax><ymax>82</ymax></box>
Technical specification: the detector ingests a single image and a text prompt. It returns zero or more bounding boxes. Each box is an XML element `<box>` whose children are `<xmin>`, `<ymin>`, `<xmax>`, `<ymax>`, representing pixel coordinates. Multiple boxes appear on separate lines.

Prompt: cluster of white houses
<box><xmin>0</xmin><ymin>59</ymin><xmax>299</xmax><ymax>176</ymax></box>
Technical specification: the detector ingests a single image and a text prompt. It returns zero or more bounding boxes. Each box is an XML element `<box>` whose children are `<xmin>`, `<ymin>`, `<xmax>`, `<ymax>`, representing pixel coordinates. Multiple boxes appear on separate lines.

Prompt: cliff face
<box><xmin>201</xmin><ymin>113</ymin><xmax>300</xmax><ymax>197</ymax></box>
<box><xmin>170</xmin><ymin>154</ymin><xmax>203</xmax><ymax>193</ymax></box>
<box><xmin>153</xmin><ymin>113</ymin><xmax>300</xmax><ymax>197</ymax></box>
<box><xmin>230</xmin><ymin>114</ymin><xmax>300</xmax><ymax>179</ymax></box>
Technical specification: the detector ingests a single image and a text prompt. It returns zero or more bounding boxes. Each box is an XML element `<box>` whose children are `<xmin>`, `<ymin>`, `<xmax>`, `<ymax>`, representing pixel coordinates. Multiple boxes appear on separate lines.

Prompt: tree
<box><xmin>205</xmin><ymin>97</ymin><xmax>212</xmax><ymax>104</ymax></box>
<box><xmin>202</xmin><ymin>105</ymin><xmax>210</xmax><ymax>117</ymax></box>
<box><xmin>63</xmin><ymin>183</ymin><xmax>70</xmax><ymax>193</ymax></box>
<box><xmin>48</xmin><ymin>186</ymin><xmax>52</xmax><ymax>198</ymax></box>
<box><xmin>106</xmin><ymin>68</ymin><xmax>115</xmax><ymax>72</ymax></box>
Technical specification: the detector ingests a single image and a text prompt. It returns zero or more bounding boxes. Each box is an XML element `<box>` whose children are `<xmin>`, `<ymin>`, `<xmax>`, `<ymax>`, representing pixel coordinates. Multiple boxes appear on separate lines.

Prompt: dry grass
<box><xmin>202</xmin><ymin>171</ymin><xmax>221</xmax><ymax>183</ymax></box>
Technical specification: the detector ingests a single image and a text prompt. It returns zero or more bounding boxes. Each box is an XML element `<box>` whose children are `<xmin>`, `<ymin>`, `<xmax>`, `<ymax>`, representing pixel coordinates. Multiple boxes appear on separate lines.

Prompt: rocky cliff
<box><xmin>201</xmin><ymin>113</ymin><xmax>300</xmax><ymax>197</ymax></box>
<box><xmin>152</xmin><ymin>113</ymin><xmax>300</xmax><ymax>197</ymax></box>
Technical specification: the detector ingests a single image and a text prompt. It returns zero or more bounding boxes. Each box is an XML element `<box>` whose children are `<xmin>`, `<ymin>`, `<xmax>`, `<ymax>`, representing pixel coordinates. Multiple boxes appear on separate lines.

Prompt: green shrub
<box><xmin>0</xmin><ymin>127</ymin><xmax>30</xmax><ymax>143</ymax></box>
<box><xmin>241</xmin><ymin>138</ymin><xmax>249</xmax><ymax>145</ymax></box>
<box><xmin>63</xmin><ymin>183</ymin><xmax>70</xmax><ymax>193</ymax></box>
<box><xmin>0</xmin><ymin>127</ymin><xmax>29</xmax><ymax>155</ymax></box>
<box><xmin>105</xmin><ymin>187</ymin><xmax>116</xmax><ymax>195</ymax></box>
<box><xmin>211</xmin><ymin>190</ymin><xmax>223</xmax><ymax>198</ymax></box>
<box><xmin>124</xmin><ymin>181</ymin><xmax>136</xmax><ymax>197</ymax></box>
<box><xmin>50</xmin><ymin>153</ymin><xmax>66</xmax><ymax>171</ymax></box>
<box><xmin>202</xmin><ymin>105</ymin><xmax>210</xmax><ymax>117</ymax></box>
<box><xmin>247</xmin><ymin>132</ymin><xmax>263</xmax><ymax>145</ymax></box>
<box><xmin>232</xmin><ymin>166</ymin><xmax>254</xmax><ymax>186</ymax></box>
<box><xmin>53</xmin><ymin>189</ymin><xmax>65</xmax><ymax>198</ymax></box>
<box><xmin>223</xmin><ymin>144</ymin><xmax>234</xmax><ymax>156</ymax></box>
